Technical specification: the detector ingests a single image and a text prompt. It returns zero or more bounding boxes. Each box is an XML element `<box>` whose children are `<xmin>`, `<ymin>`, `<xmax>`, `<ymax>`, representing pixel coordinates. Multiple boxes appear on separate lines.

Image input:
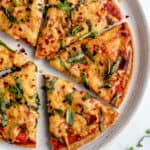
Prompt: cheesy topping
<box><xmin>49</xmin><ymin>23</ymin><xmax>134</xmax><ymax>108</ymax></box>
<box><xmin>36</xmin><ymin>0</ymin><xmax>123</xmax><ymax>59</ymax></box>
<box><xmin>44</xmin><ymin>75</ymin><xmax>118</xmax><ymax>150</ymax></box>
<box><xmin>0</xmin><ymin>63</ymin><xmax>39</xmax><ymax>146</ymax></box>
<box><xmin>0</xmin><ymin>0</ymin><xmax>44</xmax><ymax>46</ymax></box>
<box><xmin>0</xmin><ymin>41</ymin><xmax>28</xmax><ymax>72</ymax></box>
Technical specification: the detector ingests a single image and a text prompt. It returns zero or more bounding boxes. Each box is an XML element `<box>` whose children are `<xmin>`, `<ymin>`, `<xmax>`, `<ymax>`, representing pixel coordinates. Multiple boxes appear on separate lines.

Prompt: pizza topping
<box><xmin>81</xmin><ymin>44</ymin><xmax>95</xmax><ymax>63</ymax></box>
<box><xmin>105</xmin><ymin>56</ymin><xmax>122</xmax><ymax>81</ymax></box>
<box><xmin>63</xmin><ymin>93</ymin><xmax>73</xmax><ymax>105</ymax></box>
<box><xmin>66</xmin><ymin>107</ymin><xmax>74</xmax><ymax>126</ymax></box>
<box><xmin>54</xmin><ymin>1</ymin><xmax>72</xmax><ymax>11</ymax></box>
<box><xmin>0</xmin><ymin>90</ymin><xmax>7</xmax><ymax>127</ymax></box>
<box><xmin>86</xmin><ymin>20</ymin><xmax>92</xmax><ymax>32</ymax></box>
<box><xmin>82</xmin><ymin>93</ymin><xmax>92</xmax><ymax>100</ymax></box>
<box><xmin>67</xmin><ymin>52</ymin><xmax>85</xmax><ymax>65</ymax></box>
<box><xmin>80</xmin><ymin>73</ymin><xmax>89</xmax><ymax>89</ymax></box>
<box><xmin>66</xmin><ymin>25</ymin><xmax>82</xmax><ymax>37</ymax></box>
<box><xmin>99</xmin><ymin>108</ymin><xmax>104</xmax><ymax>132</ymax></box>
<box><xmin>77</xmin><ymin>31</ymin><xmax>98</xmax><ymax>40</ymax></box>
<box><xmin>1</xmin><ymin>7</ymin><xmax>18</xmax><ymax>24</ymax></box>
<box><xmin>111</xmin><ymin>93</ymin><xmax>121</xmax><ymax>105</ymax></box>
<box><xmin>47</xmin><ymin>77</ymin><xmax>58</xmax><ymax>92</ymax></box>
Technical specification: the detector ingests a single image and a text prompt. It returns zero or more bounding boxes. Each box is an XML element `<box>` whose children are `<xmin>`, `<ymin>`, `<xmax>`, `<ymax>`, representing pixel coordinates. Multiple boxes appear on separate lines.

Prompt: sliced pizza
<box><xmin>48</xmin><ymin>23</ymin><xmax>134</xmax><ymax>108</ymax></box>
<box><xmin>44</xmin><ymin>75</ymin><xmax>118</xmax><ymax>150</ymax></box>
<box><xmin>0</xmin><ymin>40</ymin><xmax>29</xmax><ymax>72</ymax></box>
<box><xmin>0</xmin><ymin>63</ymin><xmax>39</xmax><ymax>147</ymax></box>
<box><xmin>0</xmin><ymin>0</ymin><xmax>45</xmax><ymax>46</ymax></box>
<box><xmin>36</xmin><ymin>0</ymin><xmax>123</xmax><ymax>59</ymax></box>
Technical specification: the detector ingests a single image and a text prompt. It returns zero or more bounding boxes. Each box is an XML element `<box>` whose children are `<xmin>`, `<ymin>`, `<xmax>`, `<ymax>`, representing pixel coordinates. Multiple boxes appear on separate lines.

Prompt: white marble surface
<box><xmin>103</xmin><ymin>0</ymin><xmax>150</xmax><ymax>150</ymax></box>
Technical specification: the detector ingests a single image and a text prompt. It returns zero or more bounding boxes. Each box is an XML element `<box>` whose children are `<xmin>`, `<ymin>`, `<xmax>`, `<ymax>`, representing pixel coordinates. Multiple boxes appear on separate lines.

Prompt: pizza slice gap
<box><xmin>0</xmin><ymin>0</ymin><xmax>45</xmax><ymax>46</ymax></box>
<box><xmin>36</xmin><ymin>0</ymin><xmax>123</xmax><ymax>59</ymax></box>
<box><xmin>48</xmin><ymin>23</ymin><xmax>134</xmax><ymax>108</ymax></box>
<box><xmin>0</xmin><ymin>62</ymin><xmax>39</xmax><ymax>147</ymax></box>
<box><xmin>44</xmin><ymin>75</ymin><xmax>118</xmax><ymax>150</ymax></box>
<box><xmin>0</xmin><ymin>40</ymin><xmax>29</xmax><ymax>72</ymax></box>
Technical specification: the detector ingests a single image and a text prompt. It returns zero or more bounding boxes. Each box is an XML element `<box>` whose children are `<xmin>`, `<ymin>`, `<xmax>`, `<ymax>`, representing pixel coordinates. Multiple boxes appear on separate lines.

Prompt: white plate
<box><xmin>0</xmin><ymin>0</ymin><xmax>149</xmax><ymax>150</ymax></box>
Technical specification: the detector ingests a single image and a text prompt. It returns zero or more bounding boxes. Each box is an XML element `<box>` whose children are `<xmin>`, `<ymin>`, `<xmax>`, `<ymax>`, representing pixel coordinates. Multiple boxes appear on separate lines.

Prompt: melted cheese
<box><xmin>0</xmin><ymin>0</ymin><xmax>44</xmax><ymax>46</ymax></box>
<box><xmin>0</xmin><ymin>45</ymin><xmax>28</xmax><ymax>71</ymax></box>
<box><xmin>45</xmin><ymin>75</ymin><xmax>118</xmax><ymax>149</ymax></box>
<box><xmin>36</xmin><ymin>0</ymin><xmax>122</xmax><ymax>59</ymax></box>
<box><xmin>0</xmin><ymin>63</ymin><xmax>39</xmax><ymax>145</ymax></box>
<box><xmin>49</xmin><ymin>23</ymin><xmax>134</xmax><ymax>108</ymax></box>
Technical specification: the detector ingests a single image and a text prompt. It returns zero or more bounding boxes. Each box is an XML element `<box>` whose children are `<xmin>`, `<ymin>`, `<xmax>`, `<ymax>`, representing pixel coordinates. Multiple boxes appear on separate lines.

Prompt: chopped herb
<box><xmin>0</xmin><ymin>90</ymin><xmax>7</xmax><ymax>127</ymax></box>
<box><xmin>111</xmin><ymin>93</ymin><xmax>121</xmax><ymax>105</ymax></box>
<box><xmin>128</xmin><ymin>147</ymin><xmax>134</xmax><ymax>150</ymax></box>
<box><xmin>99</xmin><ymin>108</ymin><xmax>104</xmax><ymax>132</ymax></box>
<box><xmin>38</xmin><ymin>3</ymin><xmax>45</xmax><ymax>14</ymax></box>
<box><xmin>8</xmin><ymin>78</ymin><xmax>23</xmax><ymax>98</ymax></box>
<box><xmin>29</xmin><ymin>93</ymin><xmax>40</xmax><ymax>106</ymax></box>
<box><xmin>59</xmin><ymin>39</ymin><xmax>64</xmax><ymax>49</ymax></box>
<box><xmin>86</xmin><ymin>20</ymin><xmax>92</xmax><ymax>32</ymax></box>
<box><xmin>81</xmin><ymin>44</ymin><xmax>95</xmax><ymax>63</ymax></box>
<box><xmin>2</xmin><ymin>7</ymin><xmax>18</xmax><ymax>24</ymax></box>
<box><xmin>47</xmin><ymin>77</ymin><xmax>58</xmax><ymax>92</ymax></box>
<box><xmin>49</xmin><ymin>109</ymin><xmax>63</xmax><ymax>116</ymax></box>
<box><xmin>105</xmin><ymin>56</ymin><xmax>122</xmax><ymax>81</ymax></box>
<box><xmin>63</xmin><ymin>93</ymin><xmax>74</xmax><ymax>105</ymax></box>
<box><xmin>77</xmin><ymin>31</ymin><xmax>98</xmax><ymax>40</ymax></box>
<box><xmin>72</xmin><ymin>25</ymin><xmax>81</xmax><ymax>35</ymax></box>
<box><xmin>55</xmin><ymin>2</ymin><xmax>71</xmax><ymax>11</ymax></box>
<box><xmin>58</xmin><ymin>56</ymin><xmax>76</xmax><ymax>77</ymax></box>
<box><xmin>80</xmin><ymin>73</ymin><xmax>89</xmax><ymax>89</ymax></box>
<box><xmin>13</xmin><ymin>0</ymin><xmax>18</xmax><ymax>7</ymax></box>
<box><xmin>146</xmin><ymin>129</ymin><xmax>150</xmax><ymax>134</ymax></box>
<box><xmin>67</xmin><ymin>52</ymin><xmax>84</xmax><ymax>64</ymax></box>
<box><xmin>66</xmin><ymin>107</ymin><xmax>74</xmax><ymax>126</ymax></box>
<box><xmin>136</xmin><ymin>135</ymin><xmax>150</xmax><ymax>147</ymax></box>
<box><xmin>82</xmin><ymin>93</ymin><xmax>92</xmax><ymax>100</ymax></box>
<box><xmin>66</xmin><ymin>25</ymin><xmax>81</xmax><ymax>36</ymax></box>
<box><xmin>99</xmin><ymin>83</ymin><xmax>112</xmax><ymax>89</ymax></box>
<box><xmin>0</xmin><ymin>40</ymin><xmax>16</xmax><ymax>53</ymax></box>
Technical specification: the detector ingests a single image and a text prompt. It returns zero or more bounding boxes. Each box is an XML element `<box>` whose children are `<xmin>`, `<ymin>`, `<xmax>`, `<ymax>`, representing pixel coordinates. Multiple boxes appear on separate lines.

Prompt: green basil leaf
<box><xmin>99</xmin><ymin>83</ymin><xmax>112</xmax><ymax>89</ymax></box>
<box><xmin>86</xmin><ymin>20</ymin><xmax>92</xmax><ymax>32</ymax></box>
<box><xmin>82</xmin><ymin>93</ymin><xmax>92</xmax><ymax>100</ymax></box>
<box><xmin>66</xmin><ymin>107</ymin><xmax>74</xmax><ymax>125</ymax></box>
<box><xmin>13</xmin><ymin>0</ymin><xmax>18</xmax><ymax>7</ymax></box>
<box><xmin>55</xmin><ymin>2</ymin><xmax>71</xmax><ymax>11</ymax></box>
<box><xmin>2</xmin><ymin>7</ymin><xmax>18</xmax><ymax>24</ymax></box>
<box><xmin>48</xmin><ymin>77</ymin><xmax>58</xmax><ymax>92</ymax></box>
<box><xmin>67</xmin><ymin>53</ymin><xmax>84</xmax><ymax>64</ymax></box>
<box><xmin>80</xmin><ymin>72</ymin><xmax>89</xmax><ymax>89</ymax></box>
<box><xmin>72</xmin><ymin>25</ymin><xmax>81</xmax><ymax>35</ymax></box>
<box><xmin>63</xmin><ymin>93</ymin><xmax>74</xmax><ymax>105</ymax></box>
<box><xmin>77</xmin><ymin>31</ymin><xmax>98</xmax><ymax>40</ymax></box>
<box><xmin>81</xmin><ymin>44</ymin><xmax>95</xmax><ymax>63</ymax></box>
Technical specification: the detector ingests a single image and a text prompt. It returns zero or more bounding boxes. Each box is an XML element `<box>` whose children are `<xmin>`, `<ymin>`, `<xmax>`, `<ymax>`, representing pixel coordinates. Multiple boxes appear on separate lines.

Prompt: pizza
<box><xmin>48</xmin><ymin>23</ymin><xmax>134</xmax><ymax>108</ymax></box>
<box><xmin>36</xmin><ymin>0</ymin><xmax>123</xmax><ymax>59</ymax></box>
<box><xmin>0</xmin><ymin>0</ymin><xmax>45</xmax><ymax>46</ymax></box>
<box><xmin>44</xmin><ymin>75</ymin><xmax>118</xmax><ymax>150</ymax></box>
<box><xmin>0</xmin><ymin>40</ymin><xmax>29</xmax><ymax>72</ymax></box>
<box><xmin>0</xmin><ymin>63</ymin><xmax>39</xmax><ymax>147</ymax></box>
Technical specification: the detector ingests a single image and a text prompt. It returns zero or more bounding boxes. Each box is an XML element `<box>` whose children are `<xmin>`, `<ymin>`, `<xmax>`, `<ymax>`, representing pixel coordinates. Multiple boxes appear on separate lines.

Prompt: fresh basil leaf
<box><xmin>58</xmin><ymin>56</ymin><xmax>76</xmax><ymax>78</ymax></box>
<box><xmin>136</xmin><ymin>135</ymin><xmax>150</xmax><ymax>147</ymax></box>
<box><xmin>67</xmin><ymin>53</ymin><xmax>84</xmax><ymax>64</ymax></box>
<box><xmin>63</xmin><ymin>93</ymin><xmax>73</xmax><ymax>105</ymax></box>
<box><xmin>66</xmin><ymin>107</ymin><xmax>74</xmax><ymax>125</ymax></box>
<box><xmin>81</xmin><ymin>44</ymin><xmax>95</xmax><ymax>63</ymax></box>
<box><xmin>59</xmin><ymin>39</ymin><xmax>64</xmax><ymax>49</ymax></box>
<box><xmin>77</xmin><ymin>31</ymin><xmax>98</xmax><ymax>40</ymax></box>
<box><xmin>80</xmin><ymin>73</ymin><xmax>89</xmax><ymax>89</ymax></box>
<box><xmin>99</xmin><ymin>83</ymin><xmax>112</xmax><ymax>89</ymax></box>
<box><xmin>55</xmin><ymin>2</ymin><xmax>71</xmax><ymax>11</ymax></box>
<box><xmin>47</xmin><ymin>77</ymin><xmax>58</xmax><ymax>92</ymax></box>
<box><xmin>82</xmin><ymin>93</ymin><xmax>92</xmax><ymax>100</ymax></box>
<box><xmin>99</xmin><ymin>108</ymin><xmax>104</xmax><ymax>132</ymax></box>
<box><xmin>146</xmin><ymin>129</ymin><xmax>150</xmax><ymax>134</ymax></box>
<box><xmin>72</xmin><ymin>25</ymin><xmax>81</xmax><ymax>35</ymax></box>
<box><xmin>105</xmin><ymin>56</ymin><xmax>122</xmax><ymax>81</ymax></box>
<box><xmin>86</xmin><ymin>20</ymin><xmax>92</xmax><ymax>32</ymax></box>
<box><xmin>2</xmin><ymin>7</ymin><xmax>18</xmax><ymax>24</ymax></box>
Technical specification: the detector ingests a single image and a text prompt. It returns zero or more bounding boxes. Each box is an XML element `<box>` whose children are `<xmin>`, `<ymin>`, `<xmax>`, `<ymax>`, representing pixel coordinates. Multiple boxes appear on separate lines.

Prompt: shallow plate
<box><xmin>0</xmin><ymin>0</ymin><xmax>149</xmax><ymax>150</ymax></box>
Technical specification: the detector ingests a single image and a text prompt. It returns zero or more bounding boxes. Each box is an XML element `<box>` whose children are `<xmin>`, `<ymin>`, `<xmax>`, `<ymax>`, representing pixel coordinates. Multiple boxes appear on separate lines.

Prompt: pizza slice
<box><xmin>0</xmin><ymin>0</ymin><xmax>45</xmax><ymax>46</ymax></box>
<box><xmin>0</xmin><ymin>63</ymin><xmax>39</xmax><ymax>147</ymax></box>
<box><xmin>0</xmin><ymin>40</ymin><xmax>29</xmax><ymax>72</ymax></box>
<box><xmin>36</xmin><ymin>0</ymin><xmax>123</xmax><ymax>59</ymax></box>
<box><xmin>48</xmin><ymin>23</ymin><xmax>134</xmax><ymax>108</ymax></box>
<box><xmin>44</xmin><ymin>75</ymin><xmax>118</xmax><ymax>150</ymax></box>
